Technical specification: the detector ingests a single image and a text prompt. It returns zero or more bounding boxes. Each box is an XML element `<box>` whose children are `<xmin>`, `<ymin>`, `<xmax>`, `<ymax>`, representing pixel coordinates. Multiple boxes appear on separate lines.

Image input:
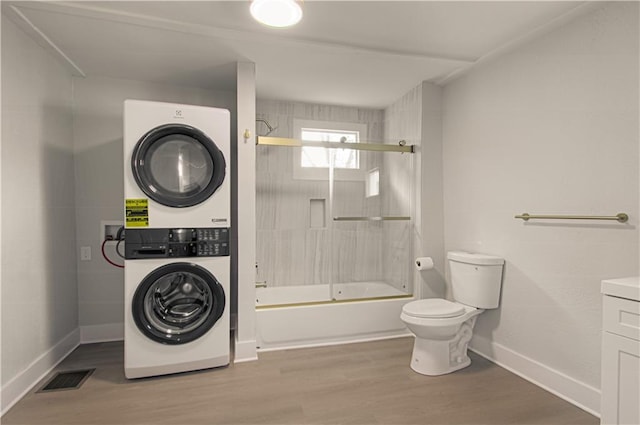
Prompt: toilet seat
<box><xmin>402</xmin><ymin>299</ymin><xmax>465</xmax><ymax>318</ymax></box>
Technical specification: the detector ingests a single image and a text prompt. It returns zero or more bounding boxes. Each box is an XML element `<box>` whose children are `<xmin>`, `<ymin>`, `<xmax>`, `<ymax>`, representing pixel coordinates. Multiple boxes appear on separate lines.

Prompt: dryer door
<box><xmin>131</xmin><ymin>124</ymin><xmax>226</xmax><ymax>207</ymax></box>
<box><xmin>132</xmin><ymin>262</ymin><xmax>225</xmax><ymax>345</ymax></box>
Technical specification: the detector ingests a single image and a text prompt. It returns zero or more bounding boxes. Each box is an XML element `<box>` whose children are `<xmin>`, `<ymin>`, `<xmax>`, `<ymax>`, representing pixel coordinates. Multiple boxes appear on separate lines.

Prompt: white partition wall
<box><xmin>234</xmin><ymin>62</ymin><xmax>258</xmax><ymax>362</ymax></box>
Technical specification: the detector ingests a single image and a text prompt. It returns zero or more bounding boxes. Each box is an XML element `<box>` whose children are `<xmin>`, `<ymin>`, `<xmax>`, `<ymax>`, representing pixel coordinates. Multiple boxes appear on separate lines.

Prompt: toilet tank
<box><xmin>447</xmin><ymin>251</ymin><xmax>505</xmax><ymax>309</ymax></box>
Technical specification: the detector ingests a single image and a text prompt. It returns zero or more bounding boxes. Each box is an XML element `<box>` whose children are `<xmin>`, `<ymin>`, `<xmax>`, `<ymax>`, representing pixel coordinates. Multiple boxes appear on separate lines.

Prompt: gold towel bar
<box><xmin>515</xmin><ymin>213</ymin><xmax>629</xmax><ymax>223</ymax></box>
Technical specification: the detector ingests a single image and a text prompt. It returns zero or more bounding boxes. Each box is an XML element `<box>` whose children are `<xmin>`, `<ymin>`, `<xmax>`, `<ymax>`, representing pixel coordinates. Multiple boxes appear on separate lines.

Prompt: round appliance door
<box><xmin>132</xmin><ymin>262</ymin><xmax>225</xmax><ymax>345</ymax></box>
<box><xmin>131</xmin><ymin>124</ymin><xmax>226</xmax><ymax>207</ymax></box>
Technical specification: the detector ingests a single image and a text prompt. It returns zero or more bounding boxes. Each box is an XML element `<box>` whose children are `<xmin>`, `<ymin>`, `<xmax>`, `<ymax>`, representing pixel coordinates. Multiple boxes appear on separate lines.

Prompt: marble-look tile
<box><xmin>383</xmin><ymin>222</ymin><xmax>414</xmax><ymax>292</ymax></box>
<box><xmin>256</xmin><ymin>229</ymin><xmax>307</xmax><ymax>286</ymax></box>
<box><xmin>331</xmin><ymin>222</ymin><xmax>384</xmax><ymax>284</ymax></box>
<box><xmin>383</xmin><ymin>86</ymin><xmax>423</xmax><ymax>295</ymax></box>
<box><xmin>304</xmin><ymin>229</ymin><xmax>332</xmax><ymax>285</ymax></box>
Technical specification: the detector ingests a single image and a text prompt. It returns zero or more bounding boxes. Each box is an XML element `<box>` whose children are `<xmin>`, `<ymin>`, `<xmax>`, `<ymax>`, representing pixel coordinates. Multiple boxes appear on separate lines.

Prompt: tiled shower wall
<box><xmin>383</xmin><ymin>86</ymin><xmax>423</xmax><ymax>293</ymax></box>
<box><xmin>255</xmin><ymin>99</ymin><xmax>413</xmax><ymax>290</ymax></box>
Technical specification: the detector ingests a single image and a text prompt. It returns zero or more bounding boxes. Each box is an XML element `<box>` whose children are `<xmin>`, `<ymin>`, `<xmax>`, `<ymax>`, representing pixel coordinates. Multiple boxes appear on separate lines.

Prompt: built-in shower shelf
<box><xmin>333</xmin><ymin>216</ymin><xmax>411</xmax><ymax>221</ymax></box>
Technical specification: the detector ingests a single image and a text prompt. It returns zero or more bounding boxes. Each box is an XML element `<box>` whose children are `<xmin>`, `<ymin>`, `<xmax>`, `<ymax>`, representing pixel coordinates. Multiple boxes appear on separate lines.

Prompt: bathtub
<box><xmin>256</xmin><ymin>281</ymin><xmax>414</xmax><ymax>351</ymax></box>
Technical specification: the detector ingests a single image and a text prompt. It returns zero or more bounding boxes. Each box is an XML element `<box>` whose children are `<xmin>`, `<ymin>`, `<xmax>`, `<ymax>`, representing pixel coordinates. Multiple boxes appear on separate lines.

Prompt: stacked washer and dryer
<box><xmin>123</xmin><ymin>100</ymin><xmax>231</xmax><ymax>379</ymax></box>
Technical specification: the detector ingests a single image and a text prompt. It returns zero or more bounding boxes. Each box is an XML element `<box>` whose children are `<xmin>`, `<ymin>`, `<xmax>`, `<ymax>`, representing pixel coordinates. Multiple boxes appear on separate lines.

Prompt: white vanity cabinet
<box><xmin>601</xmin><ymin>277</ymin><xmax>640</xmax><ymax>425</ymax></box>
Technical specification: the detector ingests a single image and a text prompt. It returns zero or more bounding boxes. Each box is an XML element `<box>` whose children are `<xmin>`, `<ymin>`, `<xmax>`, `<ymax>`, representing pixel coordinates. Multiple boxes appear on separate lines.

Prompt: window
<box><xmin>293</xmin><ymin>119</ymin><xmax>367</xmax><ymax>181</ymax></box>
<box><xmin>366</xmin><ymin>168</ymin><xmax>380</xmax><ymax>197</ymax></box>
<box><xmin>300</xmin><ymin>128</ymin><xmax>359</xmax><ymax>169</ymax></box>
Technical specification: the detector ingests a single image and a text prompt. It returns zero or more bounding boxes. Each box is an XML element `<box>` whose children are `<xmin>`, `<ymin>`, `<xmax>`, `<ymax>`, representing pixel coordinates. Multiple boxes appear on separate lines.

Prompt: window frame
<box><xmin>292</xmin><ymin>119</ymin><xmax>367</xmax><ymax>181</ymax></box>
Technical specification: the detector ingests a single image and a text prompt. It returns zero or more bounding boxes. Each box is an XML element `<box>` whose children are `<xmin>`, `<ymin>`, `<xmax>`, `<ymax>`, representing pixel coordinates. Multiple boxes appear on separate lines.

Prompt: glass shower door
<box><xmin>329</xmin><ymin>145</ymin><xmax>414</xmax><ymax>302</ymax></box>
<box><xmin>255</xmin><ymin>136</ymin><xmax>414</xmax><ymax>307</ymax></box>
<box><xmin>255</xmin><ymin>142</ymin><xmax>333</xmax><ymax>306</ymax></box>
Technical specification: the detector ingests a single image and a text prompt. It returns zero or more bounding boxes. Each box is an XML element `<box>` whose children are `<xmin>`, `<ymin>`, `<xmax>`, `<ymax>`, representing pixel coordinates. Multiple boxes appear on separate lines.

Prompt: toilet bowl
<box><xmin>401</xmin><ymin>299</ymin><xmax>482</xmax><ymax>375</ymax></box>
<box><xmin>401</xmin><ymin>251</ymin><xmax>504</xmax><ymax>376</ymax></box>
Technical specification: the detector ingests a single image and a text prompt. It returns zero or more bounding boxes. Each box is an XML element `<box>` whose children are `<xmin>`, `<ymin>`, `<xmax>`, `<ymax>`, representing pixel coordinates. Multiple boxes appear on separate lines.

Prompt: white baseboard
<box><xmin>234</xmin><ymin>338</ymin><xmax>258</xmax><ymax>363</ymax></box>
<box><xmin>80</xmin><ymin>323</ymin><xmax>124</xmax><ymax>343</ymax></box>
<box><xmin>1</xmin><ymin>328</ymin><xmax>81</xmax><ymax>417</ymax></box>
<box><xmin>470</xmin><ymin>334</ymin><xmax>601</xmax><ymax>417</ymax></box>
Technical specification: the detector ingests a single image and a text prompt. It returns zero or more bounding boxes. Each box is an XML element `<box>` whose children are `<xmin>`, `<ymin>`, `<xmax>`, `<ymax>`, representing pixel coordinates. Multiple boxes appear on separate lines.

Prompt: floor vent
<box><xmin>37</xmin><ymin>369</ymin><xmax>95</xmax><ymax>393</ymax></box>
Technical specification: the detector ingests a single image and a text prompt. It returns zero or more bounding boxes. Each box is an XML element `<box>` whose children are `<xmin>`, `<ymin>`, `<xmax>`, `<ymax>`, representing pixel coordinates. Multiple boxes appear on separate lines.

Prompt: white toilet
<box><xmin>401</xmin><ymin>251</ymin><xmax>504</xmax><ymax>376</ymax></box>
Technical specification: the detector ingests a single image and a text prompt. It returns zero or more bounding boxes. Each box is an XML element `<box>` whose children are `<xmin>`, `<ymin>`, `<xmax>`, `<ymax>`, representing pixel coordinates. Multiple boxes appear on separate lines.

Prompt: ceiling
<box><xmin>4</xmin><ymin>1</ymin><xmax>590</xmax><ymax>108</ymax></box>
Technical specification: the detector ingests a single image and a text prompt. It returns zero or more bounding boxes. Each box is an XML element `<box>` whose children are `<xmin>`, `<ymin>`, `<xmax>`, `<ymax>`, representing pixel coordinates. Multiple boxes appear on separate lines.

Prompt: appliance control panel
<box><xmin>125</xmin><ymin>228</ymin><xmax>230</xmax><ymax>259</ymax></box>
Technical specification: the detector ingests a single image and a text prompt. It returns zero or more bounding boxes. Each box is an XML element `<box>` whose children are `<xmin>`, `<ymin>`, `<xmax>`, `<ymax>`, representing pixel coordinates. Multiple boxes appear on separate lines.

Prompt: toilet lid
<box><xmin>402</xmin><ymin>299</ymin><xmax>466</xmax><ymax>318</ymax></box>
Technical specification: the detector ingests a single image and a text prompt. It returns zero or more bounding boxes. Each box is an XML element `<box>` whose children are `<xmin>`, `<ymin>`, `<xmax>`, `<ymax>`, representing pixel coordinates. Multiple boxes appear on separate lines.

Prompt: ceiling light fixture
<box><xmin>250</xmin><ymin>0</ymin><xmax>302</xmax><ymax>28</ymax></box>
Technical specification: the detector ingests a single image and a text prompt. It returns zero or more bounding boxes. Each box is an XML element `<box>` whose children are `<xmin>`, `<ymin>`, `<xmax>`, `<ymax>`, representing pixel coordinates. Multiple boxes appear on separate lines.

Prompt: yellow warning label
<box><xmin>125</xmin><ymin>198</ymin><xmax>149</xmax><ymax>227</ymax></box>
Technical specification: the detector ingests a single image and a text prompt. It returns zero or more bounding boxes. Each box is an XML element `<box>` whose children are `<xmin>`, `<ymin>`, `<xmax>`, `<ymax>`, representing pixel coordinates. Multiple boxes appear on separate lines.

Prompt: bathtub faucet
<box><xmin>255</xmin><ymin>281</ymin><xmax>267</xmax><ymax>288</ymax></box>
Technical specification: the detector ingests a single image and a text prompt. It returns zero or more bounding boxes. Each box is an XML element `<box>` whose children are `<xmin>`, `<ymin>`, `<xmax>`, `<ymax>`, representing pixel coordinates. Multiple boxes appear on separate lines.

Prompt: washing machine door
<box><xmin>132</xmin><ymin>262</ymin><xmax>225</xmax><ymax>345</ymax></box>
<box><xmin>131</xmin><ymin>124</ymin><xmax>226</xmax><ymax>208</ymax></box>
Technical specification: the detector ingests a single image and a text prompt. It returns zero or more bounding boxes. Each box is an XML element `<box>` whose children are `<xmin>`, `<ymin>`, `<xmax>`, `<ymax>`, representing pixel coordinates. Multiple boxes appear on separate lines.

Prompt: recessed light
<box><xmin>250</xmin><ymin>0</ymin><xmax>303</xmax><ymax>28</ymax></box>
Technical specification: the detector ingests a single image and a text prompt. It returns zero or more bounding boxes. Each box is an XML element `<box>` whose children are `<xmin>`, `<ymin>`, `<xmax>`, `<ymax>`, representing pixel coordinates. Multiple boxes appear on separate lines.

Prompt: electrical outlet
<box><xmin>80</xmin><ymin>246</ymin><xmax>91</xmax><ymax>261</ymax></box>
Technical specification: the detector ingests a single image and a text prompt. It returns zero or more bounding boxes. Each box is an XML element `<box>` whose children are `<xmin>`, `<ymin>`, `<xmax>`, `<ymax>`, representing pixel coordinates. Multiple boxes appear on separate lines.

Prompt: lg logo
<box><xmin>174</xmin><ymin>109</ymin><xmax>183</xmax><ymax>119</ymax></box>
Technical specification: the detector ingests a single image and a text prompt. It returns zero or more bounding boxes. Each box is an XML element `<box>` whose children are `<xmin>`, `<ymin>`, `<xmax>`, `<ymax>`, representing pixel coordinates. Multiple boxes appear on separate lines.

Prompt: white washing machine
<box><xmin>124</xmin><ymin>100</ymin><xmax>230</xmax><ymax>229</ymax></box>
<box><xmin>124</xmin><ymin>228</ymin><xmax>230</xmax><ymax>379</ymax></box>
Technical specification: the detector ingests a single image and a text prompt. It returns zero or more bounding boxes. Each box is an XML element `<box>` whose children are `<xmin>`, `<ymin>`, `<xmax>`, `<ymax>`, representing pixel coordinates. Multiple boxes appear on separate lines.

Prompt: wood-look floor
<box><xmin>3</xmin><ymin>337</ymin><xmax>597</xmax><ymax>424</ymax></box>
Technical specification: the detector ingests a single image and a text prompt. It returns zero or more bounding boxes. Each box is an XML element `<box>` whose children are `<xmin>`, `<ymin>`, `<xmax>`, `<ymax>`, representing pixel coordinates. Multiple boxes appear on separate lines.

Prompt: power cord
<box><xmin>101</xmin><ymin>226</ymin><xmax>125</xmax><ymax>268</ymax></box>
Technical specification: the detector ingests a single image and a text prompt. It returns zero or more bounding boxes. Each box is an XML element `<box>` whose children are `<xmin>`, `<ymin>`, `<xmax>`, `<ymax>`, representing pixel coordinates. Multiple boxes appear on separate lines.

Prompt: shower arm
<box><xmin>256</xmin><ymin>119</ymin><xmax>276</xmax><ymax>137</ymax></box>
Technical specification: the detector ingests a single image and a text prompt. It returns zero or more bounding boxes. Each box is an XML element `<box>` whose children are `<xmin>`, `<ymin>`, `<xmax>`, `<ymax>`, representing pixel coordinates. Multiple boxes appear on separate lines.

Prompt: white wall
<box><xmin>0</xmin><ymin>13</ymin><xmax>4</xmax><ymax>411</ymax></box>
<box><xmin>442</xmin><ymin>2</ymin><xmax>639</xmax><ymax>414</ymax></box>
<box><xmin>72</xmin><ymin>75</ymin><xmax>236</xmax><ymax>341</ymax></box>
<box><xmin>1</xmin><ymin>16</ymin><xmax>78</xmax><ymax>413</ymax></box>
<box><xmin>235</xmin><ymin>62</ymin><xmax>257</xmax><ymax>362</ymax></box>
